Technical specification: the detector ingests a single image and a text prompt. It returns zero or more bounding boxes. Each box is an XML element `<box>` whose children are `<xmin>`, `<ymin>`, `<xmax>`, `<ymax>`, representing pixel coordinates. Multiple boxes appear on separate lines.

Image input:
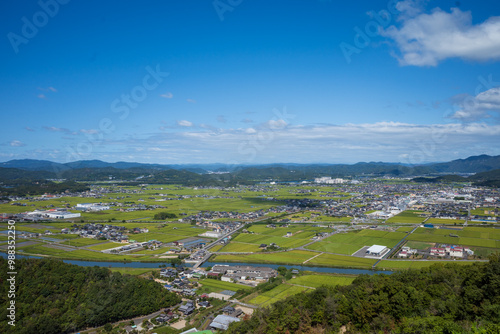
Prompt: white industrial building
<box><xmin>366</xmin><ymin>245</ymin><xmax>389</xmax><ymax>258</ymax></box>
<box><xmin>26</xmin><ymin>209</ymin><xmax>81</xmax><ymax>219</ymax></box>
<box><xmin>314</xmin><ymin>177</ymin><xmax>347</xmax><ymax>184</ymax></box>
<box><xmin>76</xmin><ymin>203</ymin><xmax>110</xmax><ymax>211</ymax></box>
<box><xmin>200</xmin><ymin>231</ymin><xmax>222</xmax><ymax>238</ymax></box>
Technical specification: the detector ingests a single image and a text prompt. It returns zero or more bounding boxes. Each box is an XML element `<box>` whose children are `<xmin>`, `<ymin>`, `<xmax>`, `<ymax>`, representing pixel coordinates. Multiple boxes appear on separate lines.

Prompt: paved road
<box><xmin>229</xmin><ymin>299</ymin><xmax>259</xmax><ymax>309</ymax></box>
<box><xmin>372</xmin><ymin>224</ymin><xmax>419</xmax><ymax>268</ymax></box>
<box><xmin>192</xmin><ymin>216</ymin><xmax>274</xmax><ymax>268</ymax></box>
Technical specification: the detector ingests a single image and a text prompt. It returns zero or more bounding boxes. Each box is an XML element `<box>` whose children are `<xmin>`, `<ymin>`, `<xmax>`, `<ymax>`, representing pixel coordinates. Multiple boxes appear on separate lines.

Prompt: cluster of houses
<box><xmin>397</xmin><ymin>244</ymin><xmax>474</xmax><ymax>259</ymax></box>
<box><xmin>160</xmin><ymin>267</ymin><xmax>206</xmax><ymax>296</ymax></box>
<box><xmin>209</xmin><ymin>264</ymin><xmax>278</xmax><ymax>283</ymax></box>
<box><xmin>66</xmin><ymin>223</ymin><xmax>130</xmax><ymax>242</ymax></box>
<box><xmin>397</xmin><ymin>246</ymin><xmax>418</xmax><ymax>258</ymax></box>
<box><xmin>430</xmin><ymin>245</ymin><xmax>474</xmax><ymax>258</ymax></box>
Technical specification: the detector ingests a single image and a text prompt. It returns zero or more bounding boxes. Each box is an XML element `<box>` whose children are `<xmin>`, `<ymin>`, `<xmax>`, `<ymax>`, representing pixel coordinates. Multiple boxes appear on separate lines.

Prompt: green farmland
<box><xmin>306</xmin><ymin>253</ymin><xmax>377</xmax><ymax>269</ymax></box>
<box><xmin>406</xmin><ymin>227</ymin><xmax>500</xmax><ymax>249</ymax></box>
<box><xmin>212</xmin><ymin>250</ymin><xmax>318</xmax><ymax>265</ymax></box>
<box><xmin>377</xmin><ymin>259</ymin><xmax>483</xmax><ymax>270</ymax></box>
<box><xmin>288</xmin><ymin>274</ymin><xmax>356</xmax><ymax>288</ymax></box>
<box><xmin>248</xmin><ymin>284</ymin><xmax>311</xmax><ymax>307</ymax></box>
<box><xmin>60</xmin><ymin>238</ymin><xmax>107</xmax><ymax>247</ymax></box>
<box><xmin>229</xmin><ymin>223</ymin><xmax>333</xmax><ymax>249</ymax></box>
<box><xmin>386</xmin><ymin>210</ymin><xmax>427</xmax><ymax>224</ymax></box>
<box><xmin>305</xmin><ymin>229</ymin><xmax>406</xmax><ymax>255</ymax></box>
<box><xmin>196</xmin><ymin>279</ymin><xmax>252</xmax><ymax>295</ymax></box>
<box><xmin>217</xmin><ymin>242</ymin><xmax>262</xmax><ymax>253</ymax></box>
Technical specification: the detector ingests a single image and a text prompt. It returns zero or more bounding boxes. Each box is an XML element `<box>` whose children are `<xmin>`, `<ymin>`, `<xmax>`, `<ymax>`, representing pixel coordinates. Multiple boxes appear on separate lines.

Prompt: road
<box><xmin>372</xmin><ymin>224</ymin><xmax>419</xmax><ymax>268</ymax></box>
<box><xmin>192</xmin><ymin>216</ymin><xmax>273</xmax><ymax>268</ymax></box>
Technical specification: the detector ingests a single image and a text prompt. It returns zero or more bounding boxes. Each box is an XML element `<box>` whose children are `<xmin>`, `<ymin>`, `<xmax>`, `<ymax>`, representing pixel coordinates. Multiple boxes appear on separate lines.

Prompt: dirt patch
<box><xmin>170</xmin><ymin>319</ymin><xmax>186</xmax><ymax>330</ymax></box>
<box><xmin>236</xmin><ymin>306</ymin><xmax>254</xmax><ymax>316</ymax></box>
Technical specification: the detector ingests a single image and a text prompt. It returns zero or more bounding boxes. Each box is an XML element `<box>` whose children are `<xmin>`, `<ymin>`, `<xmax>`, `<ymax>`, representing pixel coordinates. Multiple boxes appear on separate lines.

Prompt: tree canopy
<box><xmin>0</xmin><ymin>258</ymin><xmax>180</xmax><ymax>333</ymax></box>
<box><xmin>228</xmin><ymin>254</ymin><xmax>500</xmax><ymax>333</ymax></box>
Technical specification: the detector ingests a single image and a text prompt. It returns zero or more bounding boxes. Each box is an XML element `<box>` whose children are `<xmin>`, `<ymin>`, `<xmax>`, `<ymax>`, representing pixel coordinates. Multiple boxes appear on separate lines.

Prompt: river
<box><xmin>1</xmin><ymin>253</ymin><xmax>392</xmax><ymax>275</ymax></box>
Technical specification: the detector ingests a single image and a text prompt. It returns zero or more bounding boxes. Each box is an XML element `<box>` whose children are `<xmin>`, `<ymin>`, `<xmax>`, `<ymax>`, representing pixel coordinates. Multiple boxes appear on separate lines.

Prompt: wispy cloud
<box><xmin>10</xmin><ymin>140</ymin><xmax>26</xmax><ymax>147</ymax></box>
<box><xmin>25</xmin><ymin>126</ymin><xmax>35</xmax><ymax>132</ymax></box>
<box><xmin>37</xmin><ymin>94</ymin><xmax>46</xmax><ymax>99</ymax></box>
<box><xmin>37</xmin><ymin>86</ymin><xmax>57</xmax><ymax>92</ymax></box>
<box><xmin>381</xmin><ymin>3</ymin><xmax>500</xmax><ymax>66</ymax></box>
<box><xmin>186</xmin><ymin>98</ymin><xmax>196</xmax><ymax>103</ymax></box>
<box><xmin>160</xmin><ymin>92</ymin><xmax>173</xmax><ymax>98</ymax></box>
<box><xmin>73</xmin><ymin>121</ymin><xmax>500</xmax><ymax>164</ymax></box>
<box><xmin>80</xmin><ymin>129</ymin><xmax>99</xmax><ymax>134</ymax></box>
<box><xmin>450</xmin><ymin>87</ymin><xmax>500</xmax><ymax>121</ymax></box>
<box><xmin>43</xmin><ymin>126</ymin><xmax>75</xmax><ymax>135</ymax></box>
<box><xmin>177</xmin><ymin>120</ymin><xmax>193</xmax><ymax>127</ymax></box>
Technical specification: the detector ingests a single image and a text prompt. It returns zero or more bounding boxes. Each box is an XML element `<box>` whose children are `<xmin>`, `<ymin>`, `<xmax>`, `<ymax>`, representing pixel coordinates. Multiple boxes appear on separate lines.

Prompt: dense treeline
<box><xmin>0</xmin><ymin>258</ymin><xmax>181</xmax><ymax>333</ymax></box>
<box><xmin>0</xmin><ymin>180</ymin><xmax>90</xmax><ymax>197</ymax></box>
<box><xmin>228</xmin><ymin>255</ymin><xmax>500</xmax><ymax>334</ymax></box>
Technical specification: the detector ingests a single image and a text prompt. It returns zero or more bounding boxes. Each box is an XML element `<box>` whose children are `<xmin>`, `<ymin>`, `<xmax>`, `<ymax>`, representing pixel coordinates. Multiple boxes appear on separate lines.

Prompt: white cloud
<box><xmin>245</xmin><ymin>128</ymin><xmax>257</xmax><ymax>134</ymax></box>
<box><xmin>90</xmin><ymin>121</ymin><xmax>500</xmax><ymax>164</ymax></box>
<box><xmin>267</xmin><ymin>119</ymin><xmax>287</xmax><ymax>129</ymax></box>
<box><xmin>25</xmin><ymin>126</ymin><xmax>35</xmax><ymax>132</ymax></box>
<box><xmin>381</xmin><ymin>5</ymin><xmax>500</xmax><ymax>66</ymax></box>
<box><xmin>37</xmin><ymin>94</ymin><xmax>46</xmax><ymax>99</ymax></box>
<box><xmin>186</xmin><ymin>99</ymin><xmax>196</xmax><ymax>103</ymax></box>
<box><xmin>43</xmin><ymin>126</ymin><xmax>71</xmax><ymax>133</ymax></box>
<box><xmin>20</xmin><ymin>121</ymin><xmax>500</xmax><ymax>164</ymax></box>
<box><xmin>80</xmin><ymin>129</ymin><xmax>99</xmax><ymax>134</ymax></box>
<box><xmin>450</xmin><ymin>87</ymin><xmax>500</xmax><ymax>121</ymax></box>
<box><xmin>177</xmin><ymin>120</ymin><xmax>193</xmax><ymax>127</ymax></box>
<box><xmin>10</xmin><ymin>140</ymin><xmax>26</xmax><ymax>147</ymax></box>
<box><xmin>160</xmin><ymin>92</ymin><xmax>173</xmax><ymax>98</ymax></box>
<box><xmin>38</xmin><ymin>86</ymin><xmax>57</xmax><ymax>92</ymax></box>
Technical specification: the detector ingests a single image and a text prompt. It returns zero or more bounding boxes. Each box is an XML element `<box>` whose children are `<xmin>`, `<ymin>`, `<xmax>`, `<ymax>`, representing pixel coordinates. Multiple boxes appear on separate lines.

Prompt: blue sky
<box><xmin>1</xmin><ymin>0</ymin><xmax>500</xmax><ymax>165</ymax></box>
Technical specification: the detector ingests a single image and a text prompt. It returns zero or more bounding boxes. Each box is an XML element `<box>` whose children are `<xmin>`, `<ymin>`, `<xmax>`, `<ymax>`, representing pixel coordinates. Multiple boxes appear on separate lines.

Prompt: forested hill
<box><xmin>0</xmin><ymin>258</ymin><xmax>181</xmax><ymax>334</ymax></box>
<box><xmin>228</xmin><ymin>255</ymin><xmax>500</xmax><ymax>334</ymax></box>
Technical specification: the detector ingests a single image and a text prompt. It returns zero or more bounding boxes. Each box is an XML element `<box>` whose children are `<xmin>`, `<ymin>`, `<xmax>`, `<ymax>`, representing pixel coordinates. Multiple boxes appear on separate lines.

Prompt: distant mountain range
<box><xmin>1</xmin><ymin>155</ymin><xmax>500</xmax><ymax>185</ymax></box>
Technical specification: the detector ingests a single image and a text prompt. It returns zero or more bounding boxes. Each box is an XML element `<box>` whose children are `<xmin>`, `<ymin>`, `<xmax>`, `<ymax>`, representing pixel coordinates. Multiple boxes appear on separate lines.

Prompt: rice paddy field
<box><xmin>305</xmin><ymin>229</ymin><xmax>407</xmax><ymax>255</ymax></box>
<box><xmin>212</xmin><ymin>250</ymin><xmax>377</xmax><ymax>269</ymax></box>
<box><xmin>60</xmin><ymin>238</ymin><xmax>107</xmax><ymax>247</ymax></box>
<box><xmin>287</xmin><ymin>274</ymin><xmax>356</xmax><ymax>288</ymax></box>
<box><xmin>229</xmin><ymin>223</ymin><xmax>333</xmax><ymax>249</ymax></box>
<box><xmin>0</xmin><ymin>184</ymin><xmax>362</xmax><ymax>223</ymax></box>
<box><xmin>377</xmin><ymin>259</ymin><xmax>484</xmax><ymax>270</ymax></box>
<box><xmin>87</xmin><ymin>242</ymin><xmax>126</xmax><ymax>251</ymax></box>
<box><xmin>406</xmin><ymin>226</ymin><xmax>500</xmax><ymax>248</ymax></box>
<box><xmin>306</xmin><ymin>253</ymin><xmax>377</xmax><ymax>269</ymax></box>
<box><xmin>212</xmin><ymin>250</ymin><xmax>318</xmax><ymax>265</ymax></box>
<box><xmin>424</xmin><ymin>218</ymin><xmax>466</xmax><ymax>225</ymax></box>
<box><xmin>248</xmin><ymin>284</ymin><xmax>312</xmax><ymax>307</ymax></box>
<box><xmin>196</xmin><ymin>279</ymin><xmax>252</xmax><ymax>295</ymax></box>
<box><xmin>386</xmin><ymin>210</ymin><xmax>427</xmax><ymax>224</ymax></box>
<box><xmin>16</xmin><ymin>242</ymin><xmax>164</xmax><ymax>261</ymax></box>
<box><xmin>217</xmin><ymin>242</ymin><xmax>262</xmax><ymax>253</ymax></box>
